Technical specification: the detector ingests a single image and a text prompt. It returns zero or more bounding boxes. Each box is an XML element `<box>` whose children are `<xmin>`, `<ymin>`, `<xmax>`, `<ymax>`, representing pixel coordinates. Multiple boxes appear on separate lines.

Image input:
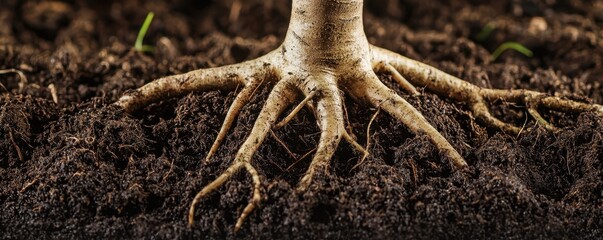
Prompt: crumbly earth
<box><xmin>1</xmin><ymin>0</ymin><xmax>603</xmax><ymax>239</ymax></box>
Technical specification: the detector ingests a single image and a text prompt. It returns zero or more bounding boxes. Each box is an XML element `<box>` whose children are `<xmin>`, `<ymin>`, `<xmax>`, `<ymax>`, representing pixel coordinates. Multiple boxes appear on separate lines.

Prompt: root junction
<box><xmin>115</xmin><ymin>0</ymin><xmax>603</xmax><ymax>231</ymax></box>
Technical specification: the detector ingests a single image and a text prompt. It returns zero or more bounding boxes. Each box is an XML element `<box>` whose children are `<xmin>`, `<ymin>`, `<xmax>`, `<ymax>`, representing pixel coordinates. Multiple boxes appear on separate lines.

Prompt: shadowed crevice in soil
<box><xmin>1</xmin><ymin>0</ymin><xmax>603</xmax><ymax>239</ymax></box>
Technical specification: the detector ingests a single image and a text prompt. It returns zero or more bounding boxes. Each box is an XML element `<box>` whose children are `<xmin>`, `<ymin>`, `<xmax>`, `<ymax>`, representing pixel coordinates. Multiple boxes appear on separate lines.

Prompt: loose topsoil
<box><xmin>1</xmin><ymin>0</ymin><xmax>603</xmax><ymax>239</ymax></box>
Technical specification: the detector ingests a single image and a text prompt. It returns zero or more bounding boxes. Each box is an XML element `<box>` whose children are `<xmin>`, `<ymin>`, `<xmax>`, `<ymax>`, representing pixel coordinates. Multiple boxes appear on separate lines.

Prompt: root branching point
<box><xmin>115</xmin><ymin>0</ymin><xmax>603</xmax><ymax>231</ymax></box>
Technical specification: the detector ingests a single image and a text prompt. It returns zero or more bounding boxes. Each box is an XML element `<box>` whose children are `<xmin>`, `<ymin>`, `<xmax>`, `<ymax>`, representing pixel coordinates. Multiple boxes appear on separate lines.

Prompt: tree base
<box><xmin>116</xmin><ymin>43</ymin><xmax>602</xmax><ymax>231</ymax></box>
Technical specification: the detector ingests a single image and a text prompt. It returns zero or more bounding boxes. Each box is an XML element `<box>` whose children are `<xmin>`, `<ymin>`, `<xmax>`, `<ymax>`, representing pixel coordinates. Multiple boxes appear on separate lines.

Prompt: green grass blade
<box><xmin>476</xmin><ymin>22</ymin><xmax>496</xmax><ymax>41</ymax></box>
<box><xmin>135</xmin><ymin>12</ymin><xmax>155</xmax><ymax>52</ymax></box>
<box><xmin>491</xmin><ymin>42</ymin><xmax>533</xmax><ymax>61</ymax></box>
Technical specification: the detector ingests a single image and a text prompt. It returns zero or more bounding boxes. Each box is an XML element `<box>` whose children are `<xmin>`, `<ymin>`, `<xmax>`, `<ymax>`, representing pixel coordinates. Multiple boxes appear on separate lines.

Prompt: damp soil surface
<box><xmin>2</xmin><ymin>0</ymin><xmax>603</xmax><ymax>239</ymax></box>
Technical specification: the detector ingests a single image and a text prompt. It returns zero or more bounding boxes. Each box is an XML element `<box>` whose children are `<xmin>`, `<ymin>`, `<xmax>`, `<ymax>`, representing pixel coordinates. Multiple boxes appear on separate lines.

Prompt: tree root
<box><xmin>205</xmin><ymin>78</ymin><xmax>264</xmax><ymax>162</ymax></box>
<box><xmin>187</xmin><ymin>79</ymin><xmax>297</xmax><ymax>231</ymax></box>
<box><xmin>116</xmin><ymin>44</ymin><xmax>603</xmax><ymax>231</ymax></box>
<box><xmin>373</xmin><ymin>46</ymin><xmax>603</xmax><ymax>134</ymax></box>
<box><xmin>0</xmin><ymin>68</ymin><xmax>28</xmax><ymax>93</ymax></box>
<box><xmin>115</xmin><ymin>0</ymin><xmax>603</xmax><ymax>230</ymax></box>
<box><xmin>350</xmin><ymin>107</ymin><xmax>379</xmax><ymax>170</ymax></box>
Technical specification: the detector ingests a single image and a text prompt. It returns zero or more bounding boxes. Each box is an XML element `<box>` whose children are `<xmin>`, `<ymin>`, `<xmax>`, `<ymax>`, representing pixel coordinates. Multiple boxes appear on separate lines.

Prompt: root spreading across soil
<box><xmin>1</xmin><ymin>0</ymin><xmax>602</xmax><ymax>239</ymax></box>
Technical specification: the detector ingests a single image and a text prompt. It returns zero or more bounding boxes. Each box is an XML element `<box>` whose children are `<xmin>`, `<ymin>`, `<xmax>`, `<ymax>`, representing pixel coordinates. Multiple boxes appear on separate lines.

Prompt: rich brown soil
<box><xmin>1</xmin><ymin>0</ymin><xmax>602</xmax><ymax>239</ymax></box>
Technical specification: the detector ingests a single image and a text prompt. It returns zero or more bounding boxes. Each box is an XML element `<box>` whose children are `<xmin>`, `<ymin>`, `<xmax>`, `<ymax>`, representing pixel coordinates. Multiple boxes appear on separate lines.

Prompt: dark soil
<box><xmin>2</xmin><ymin>0</ymin><xmax>603</xmax><ymax>239</ymax></box>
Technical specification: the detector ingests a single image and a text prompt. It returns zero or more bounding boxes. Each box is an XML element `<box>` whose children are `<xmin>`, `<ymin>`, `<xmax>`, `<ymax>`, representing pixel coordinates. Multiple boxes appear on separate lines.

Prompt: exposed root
<box><xmin>471</xmin><ymin>101</ymin><xmax>521</xmax><ymax>134</ymax></box>
<box><xmin>236</xmin><ymin>163</ymin><xmax>261</xmax><ymax>231</ymax></box>
<box><xmin>342</xmin><ymin>131</ymin><xmax>368</xmax><ymax>162</ymax></box>
<box><xmin>205</xmin><ymin>78</ymin><xmax>264</xmax><ymax>162</ymax></box>
<box><xmin>188</xmin><ymin>78</ymin><xmax>297</xmax><ymax>230</ymax></box>
<box><xmin>351</xmin><ymin>107</ymin><xmax>380</xmax><ymax>170</ymax></box>
<box><xmin>116</xmin><ymin>59</ymin><xmax>273</xmax><ymax>112</ymax></box>
<box><xmin>188</xmin><ymin>162</ymin><xmax>243</xmax><ymax>227</ymax></box>
<box><xmin>117</xmin><ymin>42</ymin><xmax>603</xmax><ymax>229</ymax></box>
<box><xmin>297</xmin><ymin>76</ymin><xmax>344</xmax><ymax>191</ymax></box>
<box><xmin>285</xmin><ymin>147</ymin><xmax>317</xmax><ymax>172</ymax></box>
<box><xmin>117</xmin><ymin>44</ymin><xmax>602</xmax><ymax>229</ymax></box>
<box><xmin>274</xmin><ymin>90</ymin><xmax>316</xmax><ymax>129</ymax></box>
<box><xmin>481</xmin><ymin>88</ymin><xmax>603</xmax><ymax>118</ymax></box>
<box><xmin>116</xmin><ymin>2</ymin><xmax>602</xmax><ymax>230</ymax></box>
<box><xmin>346</xmin><ymin>71</ymin><xmax>468</xmax><ymax>168</ymax></box>
<box><xmin>373</xmin><ymin>46</ymin><xmax>603</xmax><ymax>133</ymax></box>
<box><xmin>8</xmin><ymin>130</ymin><xmax>24</xmax><ymax>162</ymax></box>
<box><xmin>19</xmin><ymin>176</ymin><xmax>39</xmax><ymax>193</ymax></box>
<box><xmin>0</xmin><ymin>68</ymin><xmax>28</xmax><ymax>93</ymax></box>
<box><xmin>342</xmin><ymin>97</ymin><xmax>356</xmax><ymax>139</ymax></box>
<box><xmin>270</xmin><ymin>129</ymin><xmax>297</xmax><ymax>160</ymax></box>
<box><xmin>527</xmin><ymin>107</ymin><xmax>556</xmax><ymax>131</ymax></box>
<box><xmin>374</xmin><ymin>61</ymin><xmax>419</xmax><ymax>96</ymax></box>
<box><xmin>48</xmin><ymin>83</ymin><xmax>59</xmax><ymax>104</ymax></box>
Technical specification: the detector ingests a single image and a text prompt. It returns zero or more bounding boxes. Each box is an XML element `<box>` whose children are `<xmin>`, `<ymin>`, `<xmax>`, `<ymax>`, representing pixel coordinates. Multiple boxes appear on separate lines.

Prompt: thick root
<box><xmin>480</xmin><ymin>88</ymin><xmax>603</xmax><ymax>117</ymax></box>
<box><xmin>116</xmin><ymin>45</ymin><xmax>603</xmax><ymax>230</ymax></box>
<box><xmin>373</xmin><ymin>46</ymin><xmax>603</xmax><ymax>133</ymax></box>
<box><xmin>116</xmin><ymin>37</ymin><xmax>602</xmax><ymax>233</ymax></box>
<box><xmin>205</xmin><ymin>78</ymin><xmax>264</xmax><ymax>162</ymax></box>
<box><xmin>471</xmin><ymin>101</ymin><xmax>522</xmax><ymax>134</ymax></box>
<box><xmin>346</xmin><ymin>71</ymin><xmax>468</xmax><ymax>168</ymax></box>
<box><xmin>116</xmin><ymin>58</ymin><xmax>274</xmax><ymax>113</ymax></box>
<box><xmin>112</xmin><ymin>0</ymin><xmax>603</xmax><ymax>232</ymax></box>
<box><xmin>297</xmin><ymin>75</ymin><xmax>344</xmax><ymax>191</ymax></box>
<box><xmin>374</xmin><ymin>61</ymin><xmax>419</xmax><ymax>96</ymax></box>
<box><xmin>188</xmin><ymin>79</ymin><xmax>297</xmax><ymax>231</ymax></box>
<box><xmin>236</xmin><ymin>163</ymin><xmax>262</xmax><ymax>231</ymax></box>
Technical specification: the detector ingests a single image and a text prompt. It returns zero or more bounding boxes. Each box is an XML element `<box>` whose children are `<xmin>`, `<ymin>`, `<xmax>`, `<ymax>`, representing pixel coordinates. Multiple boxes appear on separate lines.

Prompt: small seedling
<box><xmin>476</xmin><ymin>22</ymin><xmax>496</xmax><ymax>41</ymax></box>
<box><xmin>134</xmin><ymin>12</ymin><xmax>155</xmax><ymax>53</ymax></box>
<box><xmin>475</xmin><ymin>22</ymin><xmax>533</xmax><ymax>61</ymax></box>
<box><xmin>491</xmin><ymin>41</ymin><xmax>533</xmax><ymax>61</ymax></box>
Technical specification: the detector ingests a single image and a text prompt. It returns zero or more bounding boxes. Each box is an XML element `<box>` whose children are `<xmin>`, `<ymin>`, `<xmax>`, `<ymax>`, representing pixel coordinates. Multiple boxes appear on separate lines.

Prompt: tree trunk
<box><xmin>282</xmin><ymin>0</ymin><xmax>370</xmax><ymax>70</ymax></box>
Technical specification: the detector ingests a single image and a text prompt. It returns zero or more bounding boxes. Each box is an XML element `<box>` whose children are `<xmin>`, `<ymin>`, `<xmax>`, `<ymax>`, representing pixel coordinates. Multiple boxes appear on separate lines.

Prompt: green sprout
<box><xmin>491</xmin><ymin>41</ymin><xmax>533</xmax><ymax>61</ymax></box>
<box><xmin>476</xmin><ymin>22</ymin><xmax>496</xmax><ymax>41</ymax></box>
<box><xmin>135</xmin><ymin>12</ymin><xmax>155</xmax><ymax>53</ymax></box>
